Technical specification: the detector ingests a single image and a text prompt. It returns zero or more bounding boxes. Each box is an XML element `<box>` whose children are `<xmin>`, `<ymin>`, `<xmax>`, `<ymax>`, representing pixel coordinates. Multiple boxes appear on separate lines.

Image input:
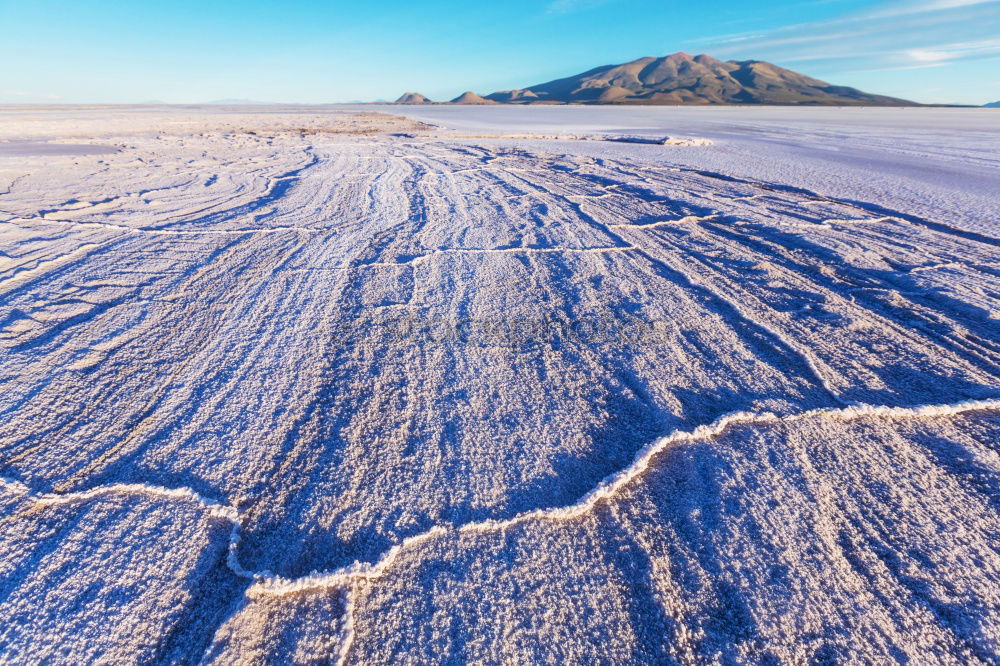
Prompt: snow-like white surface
<box><xmin>0</xmin><ymin>106</ymin><xmax>998</xmax><ymax>664</ymax></box>
<box><xmin>382</xmin><ymin>105</ymin><xmax>1000</xmax><ymax>235</ymax></box>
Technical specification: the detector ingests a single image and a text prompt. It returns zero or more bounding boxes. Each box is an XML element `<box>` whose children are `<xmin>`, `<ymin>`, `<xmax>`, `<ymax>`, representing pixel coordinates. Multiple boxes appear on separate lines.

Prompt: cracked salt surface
<box><xmin>0</xmin><ymin>106</ymin><xmax>998</xmax><ymax>664</ymax></box>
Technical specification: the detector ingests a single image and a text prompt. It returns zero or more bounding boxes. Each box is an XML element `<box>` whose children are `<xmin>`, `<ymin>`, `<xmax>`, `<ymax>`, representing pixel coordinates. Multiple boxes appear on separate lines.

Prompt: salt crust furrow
<box><xmin>5</xmin><ymin>218</ymin><xmax>323</xmax><ymax>235</ymax></box>
<box><xmin>5</xmin><ymin>397</ymin><xmax>997</xmax><ymax>601</ymax></box>
<box><xmin>607</xmin><ymin>214</ymin><xmax>720</xmax><ymax>227</ymax></box>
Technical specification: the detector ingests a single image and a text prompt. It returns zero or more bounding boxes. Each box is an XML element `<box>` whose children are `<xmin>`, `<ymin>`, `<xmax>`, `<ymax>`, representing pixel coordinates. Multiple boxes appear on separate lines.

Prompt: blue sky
<box><xmin>2</xmin><ymin>0</ymin><xmax>998</xmax><ymax>104</ymax></box>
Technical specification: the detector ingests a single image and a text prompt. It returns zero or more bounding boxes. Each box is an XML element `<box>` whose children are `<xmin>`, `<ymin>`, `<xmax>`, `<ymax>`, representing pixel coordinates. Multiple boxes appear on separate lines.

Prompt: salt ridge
<box><xmin>7</xmin><ymin>396</ymin><xmax>997</xmax><ymax>596</ymax></box>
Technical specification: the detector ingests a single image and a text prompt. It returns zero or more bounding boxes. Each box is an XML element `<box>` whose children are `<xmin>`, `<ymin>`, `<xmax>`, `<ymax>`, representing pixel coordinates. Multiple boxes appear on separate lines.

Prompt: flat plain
<box><xmin>0</xmin><ymin>105</ymin><xmax>998</xmax><ymax>664</ymax></box>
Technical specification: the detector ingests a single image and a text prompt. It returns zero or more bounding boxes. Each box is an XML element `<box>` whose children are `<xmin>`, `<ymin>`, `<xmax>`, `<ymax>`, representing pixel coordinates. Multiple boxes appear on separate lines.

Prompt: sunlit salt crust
<box><xmin>0</xmin><ymin>105</ymin><xmax>998</xmax><ymax>664</ymax></box>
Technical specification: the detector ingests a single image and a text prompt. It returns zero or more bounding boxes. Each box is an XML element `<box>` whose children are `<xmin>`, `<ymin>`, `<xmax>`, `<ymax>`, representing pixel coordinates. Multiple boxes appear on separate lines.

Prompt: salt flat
<box><xmin>0</xmin><ymin>105</ymin><xmax>997</xmax><ymax>664</ymax></box>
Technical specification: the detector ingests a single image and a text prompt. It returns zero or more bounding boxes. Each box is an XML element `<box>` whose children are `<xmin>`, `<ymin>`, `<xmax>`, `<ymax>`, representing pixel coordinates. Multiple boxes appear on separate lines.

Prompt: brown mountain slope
<box><xmin>394</xmin><ymin>92</ymin><xmax>433</xmax><ymax>104</ymax></box>
<box><xmin>450</xmin><ymin>91</ymin><xmax>496</xmax><ymax>105</ymax></box>
<box><xmin>487</xmin><ymin>53</ymin><xmax>915</xmax><ymax>106</ymax></box>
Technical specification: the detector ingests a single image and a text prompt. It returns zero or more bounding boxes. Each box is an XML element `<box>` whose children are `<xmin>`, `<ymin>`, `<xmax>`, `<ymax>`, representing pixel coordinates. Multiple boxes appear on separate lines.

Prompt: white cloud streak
<box><xmin>695</xmin><ymin>0</ymin><xmax>1000</xmax><ymax>73</ymax></box>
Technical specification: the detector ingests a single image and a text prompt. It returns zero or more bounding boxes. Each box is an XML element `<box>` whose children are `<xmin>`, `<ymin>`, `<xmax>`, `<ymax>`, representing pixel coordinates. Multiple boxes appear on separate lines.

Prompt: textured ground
<box><xmin>0</xmin><ymin>107</ymin><xmax>998</xmax><ymax>664</ymax></box>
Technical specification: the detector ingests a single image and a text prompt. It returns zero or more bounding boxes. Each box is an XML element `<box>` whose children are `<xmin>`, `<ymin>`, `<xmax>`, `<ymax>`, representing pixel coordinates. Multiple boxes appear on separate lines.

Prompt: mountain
<box><xmin>394</xmin><ymin>92</ymin><xmax>433</xmax><ymax>104</ymax></box>
<box><xmin>450</xmin><ymin>91</ymin><xmax>496</xmax><ymax>104</ymax></box>
<box><xmin>984</xmin><ymin>101</ymin><xmax>1000</xmax><ymax>108</ymax></box>
<box><xmin>486</xmin><ymin>53</ymin><xmax>915</xmax><ymax>106</ymax></box>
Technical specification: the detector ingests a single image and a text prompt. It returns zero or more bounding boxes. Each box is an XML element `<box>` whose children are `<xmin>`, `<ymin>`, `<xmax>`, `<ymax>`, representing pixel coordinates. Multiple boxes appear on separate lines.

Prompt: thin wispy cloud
<box><xmin>693</xmin><ymin>0</ymin><xmax>1000</xmax><ymax>74</ymax></box>
<box><xmin>865</xmin><ymin>0</ymin><xmax>997</xmax><ymax>17</ymax></box>
<box><xmin>904</xmin><ymin>37</ymin><xmax>1000</xmax><ymax>61</ymax></box>
<box><xmin>906</xmin><ymin>48</ymin><xmax>954</xmax><ymax>61</ymax></box>
<box><xmin>839</xmin><ymin>61</ymin><xmax>948</xmax><ymax>73</ymax></box>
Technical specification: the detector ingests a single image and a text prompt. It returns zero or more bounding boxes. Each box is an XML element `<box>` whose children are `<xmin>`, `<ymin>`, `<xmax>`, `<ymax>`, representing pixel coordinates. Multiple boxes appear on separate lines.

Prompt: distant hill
<box><xmin>486</xmin><ymin>53</ymin><xmax>915</xmax><ymax>106</ymax></box>
<box><xmin>394</xmin><ymin>92</ymin><xmax>432</xmax><ymax>104</ymax></box>
<box><xmin>984</xmin><ymin>101</ymin><xmax>1000</xmax><ymax>108</ymax></box>
<box><xmin>450</xmin><ymin>91</ymin><xmax>496</xmax><ymax>105</ymax></box>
